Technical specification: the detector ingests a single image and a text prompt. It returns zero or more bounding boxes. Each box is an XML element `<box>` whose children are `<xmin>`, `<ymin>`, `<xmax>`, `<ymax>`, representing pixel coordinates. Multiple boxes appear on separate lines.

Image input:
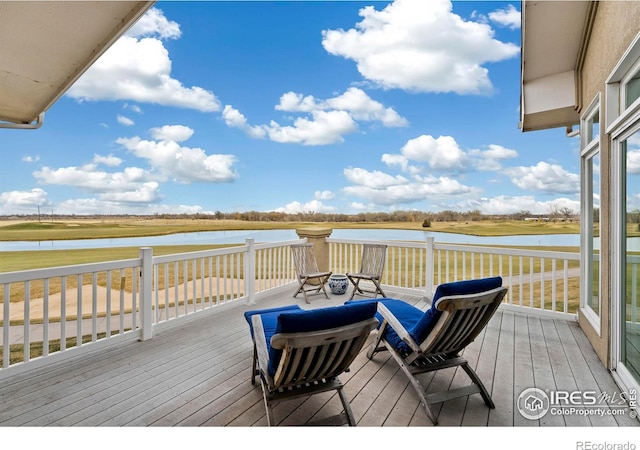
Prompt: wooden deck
<box><xmin>0</xmin><ymin>286</ymin><xmax>638</xmax><ymax>428</ymax></box>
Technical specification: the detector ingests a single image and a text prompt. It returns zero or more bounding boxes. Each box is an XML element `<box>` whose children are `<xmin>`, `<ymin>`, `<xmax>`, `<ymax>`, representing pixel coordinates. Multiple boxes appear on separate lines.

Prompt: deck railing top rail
<box><xmin>2</xmin><ymin>234</ymin><xmax>587</xmax><ymax>379</ymax></box>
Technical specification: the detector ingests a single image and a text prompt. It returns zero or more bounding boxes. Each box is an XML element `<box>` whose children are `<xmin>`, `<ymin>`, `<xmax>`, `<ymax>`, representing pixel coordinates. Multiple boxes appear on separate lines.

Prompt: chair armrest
<box><xmin>377</xmin><ymin>302</ymin><xmax>421</xmax><ymax>354</ymax></box>
<box><xmin>251</xmin><ymin>314</ymin><xmax>274</xmax><ymax>387</ymax></box>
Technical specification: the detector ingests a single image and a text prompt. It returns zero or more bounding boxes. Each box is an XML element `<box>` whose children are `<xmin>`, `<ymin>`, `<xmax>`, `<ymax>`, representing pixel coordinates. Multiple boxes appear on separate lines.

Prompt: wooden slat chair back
<box><xmin>414</xmin><ymin>288</ymin><xmax>504</xmax><ymax>361</ymax></box>
<box><xmin>244</xmin><ymin>302</ymin><xmax>379</xmax><ymax>426</ymax></box>
<box><xmin>347</xmin><ymin>243</ymin><xmax>388</xmax><ymax>300</ymax></box>
<box><xmin>363</xmin><ymin>276</ymin><xmax>507</xmax><ymax>425</ymax></box>
<box><xmin>291</xmin><ymin>243</ymin><xmax>332</xmax><ymax>303</ymax></box>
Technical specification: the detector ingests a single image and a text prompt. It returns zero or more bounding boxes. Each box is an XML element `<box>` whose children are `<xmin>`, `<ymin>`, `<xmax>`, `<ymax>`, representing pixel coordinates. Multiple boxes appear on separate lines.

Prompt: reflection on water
<box><xmin>0</xmin><ymin>228</ymin><xmax>587</xmax><ymax>252</ymax></box>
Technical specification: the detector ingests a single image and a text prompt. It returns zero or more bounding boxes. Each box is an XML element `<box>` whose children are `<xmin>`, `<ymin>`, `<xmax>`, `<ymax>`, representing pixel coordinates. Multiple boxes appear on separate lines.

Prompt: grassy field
<box><xmin>0</xmin><ymin>217</ymin><xmax>582</xmax><ymax>241</ymax></box>
<box><xmin>0</xmin><ymin>217</ymin><xmax>582</xmax><ymax>272</ymax></box>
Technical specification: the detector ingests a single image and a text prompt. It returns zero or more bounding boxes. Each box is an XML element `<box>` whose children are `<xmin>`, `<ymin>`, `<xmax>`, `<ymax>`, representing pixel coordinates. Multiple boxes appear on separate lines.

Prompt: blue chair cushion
<box><xmin>244</xmin><ymin>304</ymin><xmax>302</xmax><ymax>339</ymax></box>
<box><xmin>246</xmin><ymin>302</ymin><xmax>377</xmax><ymax>377</ymax></box>
<box><xmin>410</xmin><ymin>276</ymin><xmax>503</xmax><ymax>346</ymax></box>
<box><xmin>345</xmin><ymin>276</ymin><xmax>502</xmax><ymax>355</ymax></box>
<box><xmin>345</xmin><ymin>298</ymin><xmax>420</xmax><ymax>355</ymax></box>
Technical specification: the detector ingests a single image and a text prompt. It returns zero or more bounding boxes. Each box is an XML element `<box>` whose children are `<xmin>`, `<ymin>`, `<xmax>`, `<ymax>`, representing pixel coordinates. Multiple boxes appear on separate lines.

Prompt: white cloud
<box><xmin>488</xmin><ymin>4</ymin><xmax>521</xmax><ymax>30</ymax></box>
<box><xmin>504</xmin><ymin>162</ymin><xmax>579</xmax><ymax>194</ymax></box>
<box><xmin>344</xmin><ymin>167</ymin><xmax>409</xmax><ymax>189</ymax></box>
<box><xmin>343</xmin><ymin>171</ymin><xmax>474</xmax><ymax>206</ymax></box>
<box><xmin>52</xmin><ymin>198</ymin><xmax>207</xmax><ymax>216</ymax></box>
<box><xmin>150</xmin><ymin>125</ymin><xmax>194</xmax><ymax>143</ymax></box>
<box><xmin>117</xmin><ymin>115</ymin><xmax>134</xmax><ymax>126</ymax></box>
<box><xmin>457</xmin><ymin>195</ymin><xmax>579</xmax><ymax>216</ymax></box>
<box><xmin>34</xmin><ymin>165</ymin><xmax>154</xmax><ymax>194</ymax></box>
<box><xmin>274</xmin><ymin>199</ymin><xmax>335</xmax><ymax>214</ymax></box>
<box><xmin>276</xmin><ymin>87</ymin><xmax>408</xmax><ymax>127</ymax></box>
<box><xmin>400</xmin><ymin>135</ymin><xmax>467</xmax><ymax>170</ymax></box>
<box><xmin>265</xmin><ymin>110</ymin><xmax>358</xmax><ymax>146</ymax></box>
<box><xmin>67</xmin><ymin>8</ymin><xmax>219</xmax><ymax>112</ymax></box>
<box><xmin>468</xmin><ymin>144</ymin><xmax>518</xmax><ymax>171</ymax></box>
<box><xmin>126</xmin><ymin>7</ymin><xmax>181</xmax><ymax>40</ymax></box>
<box><xmin>22</xmin><ymin>155</ymin><xmax>40</xmax><ymax>163</ymax></box>
<box><xmin>224</xmin><ymin>87</ymin><xmax>407</xmax><ymax>145</ymax></box>
<box><xmin>0</xmin><ymin>188</ymin><xmax>50</xmax><ymax>210</ymax></box>
<box><xmin>117</xmin><ymin>127</ymin><xmax>238</xmax><ymax>183</ymax></box>
<box><xmin>221</xmin><ymin>106</ymin><xmax>268</xmax><ymax>139</ymax></box>
<box><xmin>349</xmin><ymin>201</ymin><xmax>376</xmax><ymax>211</ymax></box>
<box><xmin>28</xmin><ymin>130</ymin><xmax>236</xmax><ymax>209</ymax></box>
<box><xmin>627</xmin><ymin>149</ymin><xmax>640</xmax><ymax>174</ymax></box>
<box><xmin>321</xmin><ymin>0</ymin><xmax>519</xmax><ymax>94</ymax></box>
<box><xmin>98</xmin><ymin>182</ymin><xmax>161</xmax><ymax>203</ymax></box>
<box><xmin>93</xmin><ymin>154</ymin><xmax>123</xmax><ymax>167</ymax></box>
<box><xmin>382</xmin><ymin>136</ymin><xmax>517</xmax><ymax>175</ymax></box>
<box><xmin>124</xmin><ymin>104</ymin><xmax>143</xmax><ymax>114</ymax></box>
<box><xmin>315</xmin><ymin>190</ymin><xmax>335</xmax><ymax>200</ymax></box>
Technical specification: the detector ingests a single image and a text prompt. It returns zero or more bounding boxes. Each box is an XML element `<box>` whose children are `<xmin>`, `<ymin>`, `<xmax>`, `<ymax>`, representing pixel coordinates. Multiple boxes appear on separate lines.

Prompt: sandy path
<box><xmin>2</xmin><ymin>277</ymin><xmax>281</xmax><ymax>322</ymax></box>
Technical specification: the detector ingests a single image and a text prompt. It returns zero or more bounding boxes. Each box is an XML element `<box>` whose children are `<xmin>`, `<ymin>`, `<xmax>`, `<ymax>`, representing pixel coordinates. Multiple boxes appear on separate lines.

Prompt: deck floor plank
<box><xmin>487</xmin><ymin>311</ymin><xmax>515</xmax><ymax>426</ymax></box>
<box><xmin>0</xmin><ymin>286</ymin><xmax>637</xmax><ymax>428</ymax></box>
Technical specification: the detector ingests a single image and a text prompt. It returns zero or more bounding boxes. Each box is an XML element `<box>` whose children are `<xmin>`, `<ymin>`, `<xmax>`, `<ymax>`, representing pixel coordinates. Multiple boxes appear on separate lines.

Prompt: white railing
<box><xmin>0</xmin><ymin>234</ymin><xmax>589</xmax><ymax>377</ymax></box>
<box><xmin>328</xmin><ymin>238</ymin><xmax>435</xmax><ymax>293</ymax></box>
<box><xmin>0</xmin><ymin>238</ymin><xmax>303</xmax><ymax>376</ymax></box>
<box><xmin>1</xmin><ymin>256</ymin><xmax>143</xmax><ymax>370</ymax></box>
<box><xmin>328</xmin><ymin>237</ymin><xmax>581</xmax><ymax>318</ymax></box>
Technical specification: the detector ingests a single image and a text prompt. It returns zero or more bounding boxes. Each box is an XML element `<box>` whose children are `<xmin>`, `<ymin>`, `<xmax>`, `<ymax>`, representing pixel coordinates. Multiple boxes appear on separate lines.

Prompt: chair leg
<box><xmin>337</xmin><ymin>385</ymin><xmax>356</xmax><ymax>426</ymax></box>
<box><xmin>348</xmin><ymin>278</ymin><xmax>362</xmax><ymax>300</ymax></box>
<box><xmin>294</xmin><ymin>276</ymin><xmax>329</xmax><ymax>303</ymax></box>
<box><xmin>372</xmin><ymin>279</ymin><xmax>386</xmax><ymax>298</ymax></box>
<box><xmin>261</xmin><ymin>380</ymin><xmax>276</xmax><ymax>426</ymax></box>
<box><xmin>406</xmin><ymin>369</ymin><xmax>439</xmax><ymax>425</ymax></box>
<box><xmin>366</xmin><ymin>326</ymin><xmax>387</xmax><ymax>359</ymax></box>
<box><xmin>318</xmin><ymin>277</ymin><xmax>330</xmax><ymax>299</ymax></box>
<box><xmin>384</xmin><ymin>339</ymin><xmax>439</xmax><ymax>425</ymax></box>
<box><xmin>460</xmin><ymin>362</ymin><xmax>495</xmax><ymax>408</ymax></box>
<box><xmin>293</xmin><ymin>277</ymin><xmax>311</xmax><ymax>303</ymax></box>
<box><xmin>251</xmin><ymin>342</ymin><xmax>258</xmax><ymax>384</ymax></box>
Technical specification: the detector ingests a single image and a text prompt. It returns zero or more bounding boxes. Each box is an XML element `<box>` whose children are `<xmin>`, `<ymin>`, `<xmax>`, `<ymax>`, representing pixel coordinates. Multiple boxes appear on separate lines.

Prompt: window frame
<box><xmin>580</xmin><ymin>94</ymin><xmax>601</xmax><ymax>334</ymax></box>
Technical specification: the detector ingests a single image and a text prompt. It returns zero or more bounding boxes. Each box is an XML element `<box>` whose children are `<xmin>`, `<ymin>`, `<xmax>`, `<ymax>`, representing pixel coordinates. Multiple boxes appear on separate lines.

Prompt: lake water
<box><xmin>0</xmin><ymin>228</ymin><xmax>583</xmax><ymax>252</ymax></box>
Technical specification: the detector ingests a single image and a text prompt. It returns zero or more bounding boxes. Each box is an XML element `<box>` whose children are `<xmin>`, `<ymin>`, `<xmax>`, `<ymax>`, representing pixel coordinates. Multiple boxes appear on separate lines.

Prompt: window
<box><xmin>625</xmin><ymin>72</ymin><xmax>640</xmax><ymax>109</ymax></box>
<box><xmin>581</xmin><ymin>96</ymin><xmax>601</xmax><ymax>329</ymax></box>
<box><xmin>607</xmin><ymin>31</ymin><xmax>640</xmax><ymax>392</ymax></box>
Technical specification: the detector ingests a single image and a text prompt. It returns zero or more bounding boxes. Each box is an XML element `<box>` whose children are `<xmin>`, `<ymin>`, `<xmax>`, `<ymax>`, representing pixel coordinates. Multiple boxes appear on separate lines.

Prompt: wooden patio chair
<box><xmin>243</xmin><ymin>302</ymin><xmax>379</xmax><ymax>426</ymax></box>
<box><xmin>291</xmin><ymin>243</ymin><xmax>332</xmax><ymax>303</ymax></box>
<box><xmin>355</xmin><ymin>276</ymin><xmax>507</xmax><ymax>425</ymax></box>
<box><xmin>346</xmin><ymin>243</ymin><xmax>388</xmax><ymax>300</ymax></box>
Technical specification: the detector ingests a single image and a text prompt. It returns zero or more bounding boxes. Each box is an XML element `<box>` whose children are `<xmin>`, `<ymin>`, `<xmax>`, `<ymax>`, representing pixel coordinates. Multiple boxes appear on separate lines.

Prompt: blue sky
<box><xmin>0</xmin><ymin>0</ymin><xmax>582</xmax><ymax>217</ymax></box>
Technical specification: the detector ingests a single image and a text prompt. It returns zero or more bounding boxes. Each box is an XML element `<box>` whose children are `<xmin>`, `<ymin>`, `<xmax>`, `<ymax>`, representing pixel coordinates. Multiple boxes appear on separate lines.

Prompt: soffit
<box><xmin>0</xmin><ymin>1</ymin><xmax>155</xmax><ymax>127</ymax></box>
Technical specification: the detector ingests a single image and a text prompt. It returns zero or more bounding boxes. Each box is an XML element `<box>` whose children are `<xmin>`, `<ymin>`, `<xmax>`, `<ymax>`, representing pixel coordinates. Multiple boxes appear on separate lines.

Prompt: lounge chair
<box><xmin>350</xmin><ymin>276</ymin><xmax>507</xmax><ymax>425</ymax></box>
<box><xmin>346</xmin><ymin>243</ymin><xmax>388</xmax><ymax>300</ymax></box>
<box><xmin>291</xmin><ymin>243</ymin><xmax>332</xmax><ymax>303</ymax></box>
<box><xmin>243</xmin><ymin>302</ymin><xmax>379</xmax><ymax>426</ymax></box>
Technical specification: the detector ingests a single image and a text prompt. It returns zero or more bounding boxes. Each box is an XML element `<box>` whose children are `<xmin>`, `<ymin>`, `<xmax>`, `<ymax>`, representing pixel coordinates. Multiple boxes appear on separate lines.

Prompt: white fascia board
<box><xmin>521</xmin><ymin>70</ymin><xmax>579</xmax><ymax>131</ymax></box>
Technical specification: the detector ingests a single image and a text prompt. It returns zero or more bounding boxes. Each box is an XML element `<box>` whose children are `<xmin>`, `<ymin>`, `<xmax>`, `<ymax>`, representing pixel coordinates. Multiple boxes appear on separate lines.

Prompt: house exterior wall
<box><xmin>578</xmin><ymin>1</ymin><xmax>640</xmax><ymax>367</ymax></box>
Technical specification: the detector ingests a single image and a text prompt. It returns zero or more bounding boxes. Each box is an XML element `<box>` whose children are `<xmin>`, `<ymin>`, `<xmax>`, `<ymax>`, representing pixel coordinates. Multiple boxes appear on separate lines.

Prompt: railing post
<box><xmin>425</xmin><ymin>237</ymin><xmax>435</xmax><ymax>298</ymax></box>
<box><xmin>139</xmin><ymin>247</ymin><xmax>153</xmax><ymax>341</ymax></box>
<box><xmin>245</xmin><ymin>238</ymin><xmax>256</xmax><ymax>305</ymax></box>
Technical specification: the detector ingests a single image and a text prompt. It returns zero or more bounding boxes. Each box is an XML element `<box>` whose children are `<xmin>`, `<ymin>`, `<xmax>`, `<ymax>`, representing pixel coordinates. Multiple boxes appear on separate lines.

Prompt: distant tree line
<box><xmin>0</xmin><ymin>208</ymin><xmax>580</xmax><ymax>224</ymax></box>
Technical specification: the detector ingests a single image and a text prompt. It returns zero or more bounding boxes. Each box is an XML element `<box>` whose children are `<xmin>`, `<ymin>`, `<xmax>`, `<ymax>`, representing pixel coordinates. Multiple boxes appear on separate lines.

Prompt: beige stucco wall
<box><xmin>578</xmin><ymin>1</ymin><xmax>640</xmax><ymax>367</ymax></box>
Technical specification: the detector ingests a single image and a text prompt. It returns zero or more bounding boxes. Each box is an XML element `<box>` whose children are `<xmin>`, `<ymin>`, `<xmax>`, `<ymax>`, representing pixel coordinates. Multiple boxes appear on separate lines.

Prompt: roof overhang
<box><xmin>520</xmin><ymin>1</ymin><xmax>594</xmax><ymax>132</ymax></box>
<box><xmin>0</xmin><ymin>1</ymin><xmax>155</xmax><ymax>129</ymax></box>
